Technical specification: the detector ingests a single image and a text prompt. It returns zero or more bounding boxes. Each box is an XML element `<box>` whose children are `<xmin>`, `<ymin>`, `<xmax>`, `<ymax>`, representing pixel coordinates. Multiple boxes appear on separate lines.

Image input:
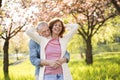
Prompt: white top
<box><xmin>26</xmin><ymin>24</ymin><xmax>78</xmax><ymax>80</ymax></box>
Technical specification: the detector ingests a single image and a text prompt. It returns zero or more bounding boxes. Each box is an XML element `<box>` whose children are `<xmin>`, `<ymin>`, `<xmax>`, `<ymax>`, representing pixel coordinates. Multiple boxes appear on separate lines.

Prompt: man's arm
<box><xmin>29</xmin><ymin>39</ymin><xmax>41</xmax><ymax>66</ymax></box>
<box><xmin>57</xmin><ymin>51</ymin><xmax>70</xmax><ymax>64</ymax></box>
<box><xmin>63</xmin><ymin>51</ymin><xmax>70</xmax><ymax>63</ymax></box>
<box><xmin>40</xmin><ymin>51</ymin><xmax>70</xmax><ymax>68</ymax></box>
<box><xmin>29</xmin><ymin>39</ymin><xmax>64</xmax><ymax>68</ymax></box>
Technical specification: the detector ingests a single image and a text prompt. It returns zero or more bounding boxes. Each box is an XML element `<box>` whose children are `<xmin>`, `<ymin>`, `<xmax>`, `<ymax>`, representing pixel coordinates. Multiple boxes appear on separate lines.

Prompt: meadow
<box><xmin>0</xmin><ymin>52</ymin><xmax>120</xmax><ymax>80</ymax></box>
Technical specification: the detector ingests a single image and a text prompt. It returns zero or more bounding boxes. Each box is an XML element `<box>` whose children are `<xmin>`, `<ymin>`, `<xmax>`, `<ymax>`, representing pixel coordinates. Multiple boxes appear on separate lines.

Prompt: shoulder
<box><xmin>29</xmin><ymin>39</ymin><xmax>40</xmax><ymax>46</ymax></box>
<box><xmin>29</xmin><ymin>39</ymin><xmax>36</xmax><ymax>43</ymax></box>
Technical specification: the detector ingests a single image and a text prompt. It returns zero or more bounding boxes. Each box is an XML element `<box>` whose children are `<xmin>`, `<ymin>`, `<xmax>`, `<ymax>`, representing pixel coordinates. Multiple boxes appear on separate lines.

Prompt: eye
<box><xmin>54</xmin><ymin>24</ymin><xmax>57</xmax><ymax>26</ymax></box>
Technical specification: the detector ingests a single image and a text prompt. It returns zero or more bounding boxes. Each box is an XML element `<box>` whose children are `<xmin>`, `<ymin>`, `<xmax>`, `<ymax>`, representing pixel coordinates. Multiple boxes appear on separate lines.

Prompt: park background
<box><xmin>0</xmin><ymin>0</ymin><xmax>120</xmax><ymax>80</ymax></box>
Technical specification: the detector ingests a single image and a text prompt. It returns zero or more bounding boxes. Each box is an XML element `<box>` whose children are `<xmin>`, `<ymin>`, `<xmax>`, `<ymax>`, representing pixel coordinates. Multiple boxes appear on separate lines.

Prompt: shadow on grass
<box><xmin>70</xmin><ymin>53</ymin><xmax>120</xmax><ymax>65</ymax></box>
<box><xmin>9</xmin><ymin>59</ymin><xmax>25</xmax><ymax>66</ymax></box>
<box><xmin>94</xmin><ymin>54</ymin><xmax>120</xmax><ymax>64</ymax></box>
<box><xmin>101</xmin><ymin>57</ymin><xmax>119</xmax><ymax>64</ymax></box>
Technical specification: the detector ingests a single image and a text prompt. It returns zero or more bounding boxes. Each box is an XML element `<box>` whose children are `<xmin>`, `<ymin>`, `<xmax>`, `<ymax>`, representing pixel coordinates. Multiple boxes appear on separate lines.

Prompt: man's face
<box><xmin>37</xmin><ymin>26</ymin><xmax>51</xmax><ymax>37</ymax></box>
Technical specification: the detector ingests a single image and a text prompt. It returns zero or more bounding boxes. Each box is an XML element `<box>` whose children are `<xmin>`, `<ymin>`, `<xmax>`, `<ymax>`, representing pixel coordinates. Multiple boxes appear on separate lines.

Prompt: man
<box><xmin>29</xmin><ymin>22</ymin><xmax>70</xmax><ymax>80</ymax></box>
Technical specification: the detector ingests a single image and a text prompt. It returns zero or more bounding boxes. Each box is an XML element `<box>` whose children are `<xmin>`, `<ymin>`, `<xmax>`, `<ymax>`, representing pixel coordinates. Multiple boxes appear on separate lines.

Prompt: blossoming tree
<box><xmin>0</xmin><ymin>0</ymin><xmax>65</xmax><ymax>79</ymax></box>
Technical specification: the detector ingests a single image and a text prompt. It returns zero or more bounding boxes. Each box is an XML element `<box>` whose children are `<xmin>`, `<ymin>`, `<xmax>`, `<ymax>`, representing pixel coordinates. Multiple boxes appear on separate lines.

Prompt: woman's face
<box><xmin>52</xmin><ymin>21</ymin><xmax>62</xmax><ymax>36</ymax></box>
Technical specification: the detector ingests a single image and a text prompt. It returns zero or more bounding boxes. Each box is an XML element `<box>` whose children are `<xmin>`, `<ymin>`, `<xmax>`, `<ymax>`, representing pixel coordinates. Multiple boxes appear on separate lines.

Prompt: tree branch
<box><xmin>0</xmin><ymin>34</ymin><xmax>6</xmax><ymax>39</ymax></box>
<box><xmin>8</xmin><ymin>19</ymin><xmax>13</xmax><ymax>37</ymax></box>
<box><xmin>92</xmin><ymin>14</ymin><xmax>116</xmax><ymax>36</ymax></box>
<box><xmin>10</xmin><ymin>23</ymin><xmax>26</xmax><ymax>38</ymax></box>
<box><xmin>78</xmin><ymin>29</ymin><xmax>87</xmax><ymax>41</ymax></box>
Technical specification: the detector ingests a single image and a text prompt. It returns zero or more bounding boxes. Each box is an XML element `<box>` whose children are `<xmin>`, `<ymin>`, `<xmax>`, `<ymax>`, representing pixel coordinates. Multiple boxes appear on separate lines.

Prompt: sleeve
<box><xmin>29</xmin><ymin>40</ymin><xmax>41</xmax><ymax>66</ymax></box>
<box><xmin>63</xmin><ymin>51</ymin><xmax>70</xmax><ymax>63</ymax></box>
<box><xmin>25</xmin><ymin>27</ymin><xmax>43</xmax><ymax>44</ymax></box>
<box><xmin>64</xmin><ymin>24</ymin><xmax>79</xmax><ymax>40</ymax></box>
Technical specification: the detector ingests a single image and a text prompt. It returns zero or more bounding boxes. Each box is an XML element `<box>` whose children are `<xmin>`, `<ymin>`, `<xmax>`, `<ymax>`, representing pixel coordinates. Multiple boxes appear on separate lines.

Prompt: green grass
<box><xmin>70</xmin><ymin>52</ymin><xmax>120</xmax><ymax>80</ymax></box>
<box><xmin>0</xmin><ymin>52</ymin><xmax>120</xmax><ymax>80</ymax></box>
<box><xmin>0</xmin><ymin>59</ymin><xmax>35</xmax><ymax>80</ymax></box>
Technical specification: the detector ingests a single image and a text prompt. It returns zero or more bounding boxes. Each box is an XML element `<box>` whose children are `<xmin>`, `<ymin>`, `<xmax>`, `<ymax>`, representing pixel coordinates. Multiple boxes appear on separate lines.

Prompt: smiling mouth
<box><xmin>55</xmin><ymin>28</ymin><xmax>61</xmax><ymax>31</ymax></box>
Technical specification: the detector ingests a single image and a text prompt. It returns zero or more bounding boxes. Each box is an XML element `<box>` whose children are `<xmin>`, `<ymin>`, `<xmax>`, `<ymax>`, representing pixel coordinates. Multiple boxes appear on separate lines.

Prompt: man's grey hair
<box><xmin>36</xmin><ymin>21</ymin><xmax>48</xmax><ymax>31</ymax></box>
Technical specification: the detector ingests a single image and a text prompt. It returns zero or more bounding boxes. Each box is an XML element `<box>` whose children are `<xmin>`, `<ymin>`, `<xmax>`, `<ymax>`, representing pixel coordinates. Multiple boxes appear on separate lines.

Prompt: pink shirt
<box><xmin>44</xmin><ymin>38</ymin><xmax>63</xmax><ymax>74</ymax></box>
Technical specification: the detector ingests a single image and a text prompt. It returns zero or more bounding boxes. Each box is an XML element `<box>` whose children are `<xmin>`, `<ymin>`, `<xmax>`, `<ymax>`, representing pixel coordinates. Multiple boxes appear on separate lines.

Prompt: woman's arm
<box><xmin>64</xmin><ymin>24</ymin><xmax>79</xmax><ymax>40</ymax></box>
<box><xmin>25</xmin><ymin>27</ymin><xmax>43</xmax><ymax>44</ymax></box>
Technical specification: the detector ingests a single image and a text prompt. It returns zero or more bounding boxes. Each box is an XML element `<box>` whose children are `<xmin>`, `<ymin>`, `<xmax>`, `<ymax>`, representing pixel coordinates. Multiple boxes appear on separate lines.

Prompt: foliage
<box><xmin>92</xmin><ymin>15</ymin><xmax>120</xmax><ymax>46</ymax></box>
<box><xmin>109</xmin><ymin>16</ymin><xmax>120</xmax><ymax>38</ymax></box>
<box><xmin>60</xmin><ymin>0</ymin><xmax>119</xmax><ymax>64</ymax></box>
<box><xmin>67</xmin><ymin>15</ymin><xmax>120</xmax><ymax>54</ymax></box>
<box><xmin>93</xmin><ymin>20</ymin><xmax>116</xmax><ymax>44</ymax></box>
<box><xmin>67</xmin><ymin>34</ymin><xmax>85</xmax><ymax>54</ymax></box>
<box><xmin>0</xmin><ymin>0</ymin><xmax>29</xmax><ymax>77</ymax></box>
<box><xmin>62</xmin><ymin>0</ymin><xmax>117</xmax><ymax>38</ymax></box>
<box><xmin>93</xmin><ymin>43</ymin><xmax>120</xmax><ymax>54</ymax></box>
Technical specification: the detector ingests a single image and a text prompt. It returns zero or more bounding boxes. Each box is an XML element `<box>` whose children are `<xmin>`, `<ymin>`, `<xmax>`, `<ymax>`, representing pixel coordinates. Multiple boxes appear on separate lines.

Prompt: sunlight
<box><xmin>1</xmin><ymin>0</ymin><xmax>41</xmax><ymax>28</ymax></box>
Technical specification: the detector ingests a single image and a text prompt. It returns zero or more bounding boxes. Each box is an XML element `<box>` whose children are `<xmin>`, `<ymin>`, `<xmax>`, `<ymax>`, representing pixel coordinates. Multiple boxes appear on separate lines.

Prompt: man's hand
<box><xmin>56</xmin><ymin>58</ymin><xmax>67</xmax><ymax>64</ymax></box>
<box><xmin>48</xmin><ymin>60</ymin><xmax>61</xmax><ymax>69</ymax></box>
<box><xmin>40</xmin><ymin>60</ymin><xmax>61</xmax><ymax>69</ymax></box>
<box><xmin>49</xmin><ymin>58</ymin><xmax>67</xmax><ymax>68</ymax></box>
<box><xmin>40</xmin><ymin>58</ymin><xmax>67</xmax><ymax>69</ymax></box>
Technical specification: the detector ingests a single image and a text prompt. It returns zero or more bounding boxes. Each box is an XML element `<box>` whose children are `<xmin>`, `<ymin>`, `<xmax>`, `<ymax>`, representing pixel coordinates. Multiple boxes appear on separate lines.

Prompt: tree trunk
<box><xmin>15</xmin><ymin>48</ymin><xmax>19</xmax><ymax>60</ymax></box>
<box><xmin>0</xmin><ymin>0</ymin><xmax>2</xmax><ymax>7</ymax></box>
<box><xmin>3</xmin><ymin>38</ymin><xmax>10</xmax><ymax>80</ymax></box>
<box><xmin>85</xmin><ymin>37</ymin><xmax>93</xmax><ymax>64</ymax></box>
<box><xmin>111</xmin><ymin>0</ymin><xmax>120</xmax><ymax>13</ymax></box>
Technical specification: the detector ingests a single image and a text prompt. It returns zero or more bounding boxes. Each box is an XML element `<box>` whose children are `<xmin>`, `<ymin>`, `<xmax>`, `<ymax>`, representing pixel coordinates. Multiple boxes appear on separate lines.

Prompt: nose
<box><xmin>56</xmin><ymin>25</ymin><xmax>61</xmax><ymax>28</ymax></box>
<box><xmin>46</xmin><ymin>31</ymin><xmax>49</xmax><ymax>35</ymax></box>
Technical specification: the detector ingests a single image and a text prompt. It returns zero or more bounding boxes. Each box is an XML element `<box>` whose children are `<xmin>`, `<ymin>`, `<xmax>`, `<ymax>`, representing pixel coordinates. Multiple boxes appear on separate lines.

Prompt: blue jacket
<box><xmin>29</xmin><ymin>39</ymin><xmax>70</xmax><ymax>76</ymax></box>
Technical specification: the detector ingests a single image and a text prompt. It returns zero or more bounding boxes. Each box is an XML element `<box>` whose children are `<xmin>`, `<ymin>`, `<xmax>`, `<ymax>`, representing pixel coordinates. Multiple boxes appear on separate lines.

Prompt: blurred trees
<box><xmin>10</xmin><ymin>32</ymin><xmax>29</xmax><ymax>54</ymax></box>
<box><xmin>0</xmin><ymin>0</ymin><xmax>120</xmax><ymax>79</ymax></box>
<box><xmin>60</xmin><ymin>0</ymin><xmax>118</xmax><ymax>64</ymax></box>
<box><xmin>0</xmin><ymin>0</ymin><xmax>68</xmax><ymax>79</ymax></box>
<box><xmin>0</xmin><ymin>18</ymin><xmax>25</xmax><ymax>80</ymax></box>
<box><xmin>0</xmin><ymin>1</ymin><xmax>27</xmax><ymax>79</ymax></box>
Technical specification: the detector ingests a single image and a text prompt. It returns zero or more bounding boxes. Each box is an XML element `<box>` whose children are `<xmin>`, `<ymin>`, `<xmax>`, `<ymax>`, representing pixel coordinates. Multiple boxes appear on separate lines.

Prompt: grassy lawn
<box><xmin>70</xmin><ymin>52</ymin><xmax>120</xmax><ymax>80</ymax></box>
<box><xmin>0</xmin><ymin>58</ymin><xmax>34</xmax><ymax>80</ymax></box>
<box><xmin>0</xmin><ymin>52</ymin><xmax>120</xmax><ymax>80</ymax></box>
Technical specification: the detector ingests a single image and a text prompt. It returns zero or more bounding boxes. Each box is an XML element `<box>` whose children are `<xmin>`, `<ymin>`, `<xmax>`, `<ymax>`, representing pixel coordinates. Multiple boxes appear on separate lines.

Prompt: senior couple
<box><xmin>26</xmin><ymin>18</ymin><xmax>78</xmax><ymax>80</ymax></box>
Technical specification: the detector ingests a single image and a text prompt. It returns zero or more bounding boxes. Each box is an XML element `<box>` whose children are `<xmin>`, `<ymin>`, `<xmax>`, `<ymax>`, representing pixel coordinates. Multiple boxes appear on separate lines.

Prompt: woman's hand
<box><xmin>40</xmin><ymin>58</ymin><xmax>67</xmax><ymax>69</ymax></box>
<box><xmin>40</xmin><ymin>60</ymin><xmax>61</xmax><ymax>69</ymax></box>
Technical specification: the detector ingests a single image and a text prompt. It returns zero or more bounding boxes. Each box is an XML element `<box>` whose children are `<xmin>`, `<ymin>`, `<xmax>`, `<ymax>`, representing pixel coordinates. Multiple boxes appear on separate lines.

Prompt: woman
<box><xmin>26</xmin><ymin>18</ymin><xmax>78</xmax><ymax>80</ymax></box>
